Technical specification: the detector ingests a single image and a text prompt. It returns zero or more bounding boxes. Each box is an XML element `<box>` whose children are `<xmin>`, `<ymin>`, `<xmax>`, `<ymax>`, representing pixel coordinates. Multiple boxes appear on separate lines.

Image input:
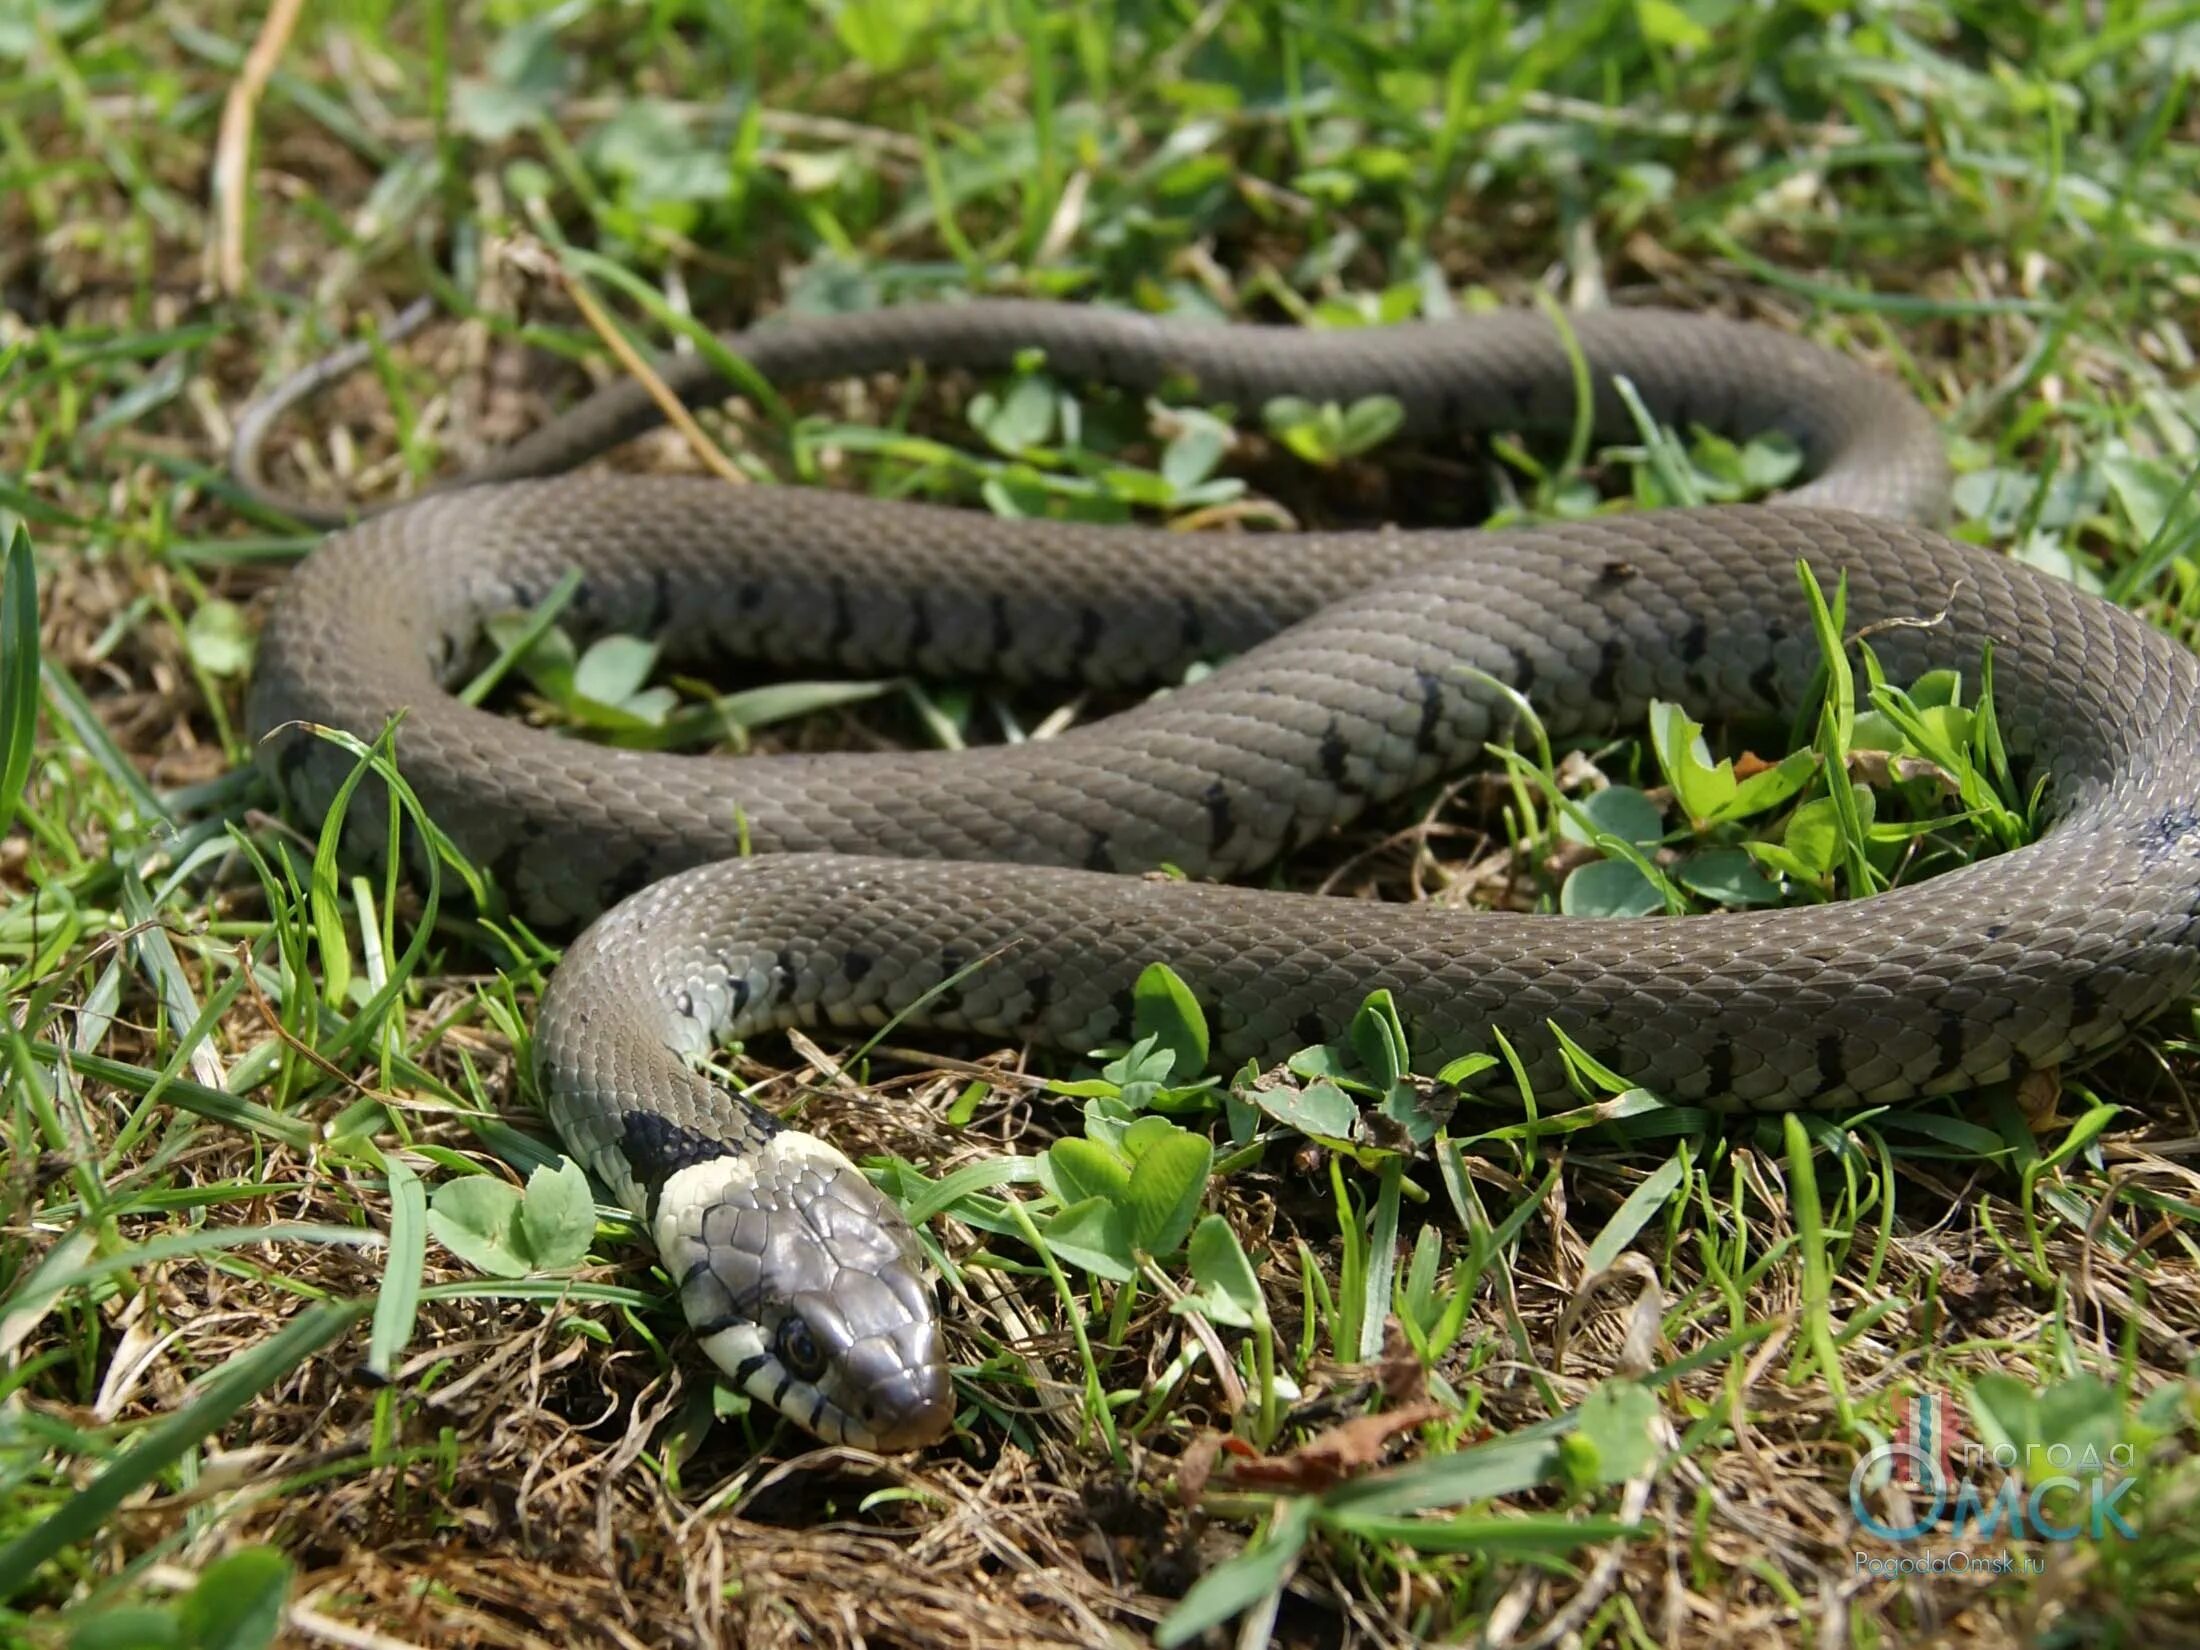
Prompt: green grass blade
<box><xmin>0</xmin><ymin>1299</ymin><xmax>365</xmax><ymax>1601</ymax></box>
<box><xmin>15</xmin><ymin>1042</ymin><xmax>314</xmax><ymax>1151</ymax></box>
<box><xmin>367</xmin><ymin>1154</ymin><xmax>429</xmax><ymax>1380</ymax></box>
<box><xmin>0</xmin><ymin>524</ymin><xmax>36</xmax><ymax>842</ymax></box>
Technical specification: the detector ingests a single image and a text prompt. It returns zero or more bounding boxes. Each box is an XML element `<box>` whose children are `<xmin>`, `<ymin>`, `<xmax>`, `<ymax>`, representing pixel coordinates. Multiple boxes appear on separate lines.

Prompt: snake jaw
<box><xmin>652</xmin><ymin>1132</ymin><xmax>952</xmax><ymax>1450</ymax></box>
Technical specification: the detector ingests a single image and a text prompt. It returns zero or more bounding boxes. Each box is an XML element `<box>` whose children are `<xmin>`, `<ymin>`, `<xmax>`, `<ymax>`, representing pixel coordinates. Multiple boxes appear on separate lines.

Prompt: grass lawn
<box><xmin>5</xmin><ymin>1</ymin><xmax>2200</xmax><ymax>1646</ymax></box>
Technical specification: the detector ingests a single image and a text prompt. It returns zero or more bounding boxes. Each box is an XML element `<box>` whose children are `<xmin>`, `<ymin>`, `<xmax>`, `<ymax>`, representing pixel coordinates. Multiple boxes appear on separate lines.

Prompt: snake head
<box><xmin>651</xmin><ymin>1130</ymin><xmax>952</xmax><ymax>1451</ymax></box>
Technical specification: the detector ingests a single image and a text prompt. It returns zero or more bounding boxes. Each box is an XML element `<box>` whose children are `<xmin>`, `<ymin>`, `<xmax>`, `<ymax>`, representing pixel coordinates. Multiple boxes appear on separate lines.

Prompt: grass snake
<box><xmin>239</xmin><ymin>300</ymin><xmax>2200</xmax><ymax>1451</ymax></box>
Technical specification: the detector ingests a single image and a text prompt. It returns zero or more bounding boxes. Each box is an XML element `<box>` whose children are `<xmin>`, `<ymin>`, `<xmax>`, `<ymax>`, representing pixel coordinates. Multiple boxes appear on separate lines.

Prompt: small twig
<box><xmin>1513</xmin><ymin>1468</ymin><xmax>1660</xmax><ymax>1650</ymax></box>
<box><xmin>212</xmin><ymin>0</ymin><xmax>310</xmax><ymax>296</ymax></box>
<box><xmin>1140</xmin><ymin>1257</ymin><xmax>1248</xmax><ymax>1416</ymax></box>
<box><xmin>867</xmin><ymin>1046</ymin><xmax>1053</xmax><ymax>1089</ymax></box>
<box><xmin>291</xmin><ymin>1598</ymin><xmax>434</xmax><ymax>1650</ymax></box>
<box><xmin>234</xmin><ymin>937</ymin><xmax>382</xmax><ymax>1099</ymax></box>
<box><xmin>513</xmin><ymin>242</ymin><xmax>749</xmax><ymax>488</ymax></box>
<box><xmin>785</xmin><ymin>1027</ymin><xmax>868</xmax><ymax>1096</ymax></box>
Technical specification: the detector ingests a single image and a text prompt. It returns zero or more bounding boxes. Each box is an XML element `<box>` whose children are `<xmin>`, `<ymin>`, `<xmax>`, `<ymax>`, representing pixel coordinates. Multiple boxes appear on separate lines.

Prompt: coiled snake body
<box><xmin>242</xmin><ymin>302</ymin><xmax>2200</xmax><ymax>1450</ymax></box>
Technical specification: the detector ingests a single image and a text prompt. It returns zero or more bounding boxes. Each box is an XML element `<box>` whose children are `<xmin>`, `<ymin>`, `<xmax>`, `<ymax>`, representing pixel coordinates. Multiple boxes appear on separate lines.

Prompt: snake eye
<box><xmin>775</xmin><ymin>1315</ymin><xmax>828</xmax><ymax>1381</ymax></box>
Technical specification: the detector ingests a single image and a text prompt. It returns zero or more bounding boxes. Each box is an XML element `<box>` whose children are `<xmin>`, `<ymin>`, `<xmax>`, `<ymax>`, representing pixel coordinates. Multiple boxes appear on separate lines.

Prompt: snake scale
<box><xmin>240</xmin><ymin>300</ymin><xmax>2200</xmax><ymax>1450</ymax></box>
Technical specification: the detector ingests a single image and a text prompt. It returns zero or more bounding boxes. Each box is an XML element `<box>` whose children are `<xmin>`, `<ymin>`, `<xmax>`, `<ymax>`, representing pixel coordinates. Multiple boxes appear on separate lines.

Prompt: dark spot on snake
<box><xmin>773</xmin><ymin>949</ymin><xmax>798</xmax><ymax>995</ymax></box>
<box><xmin>2138</xmin><ymin>803</ymin><xmax>2200</xmax><ymax>866</ymax></box>
<box><xmin>1414</xmin><ymin>668</ymin><xmax>1446</xmax><ymax>752</ymax></box>
<box><xmin>988</xmin><ymin>593</ymin><xmax>1012</xmax><ymax>660</ymax></box>
<box><xmin>1113</xmin><ymin>984</ymin><xmax>1139</xmax><ymax>1039</ymax></box>
<box><xmin>1319</xmin><ymin>723</ymin><xmax>1351</xmax><ymax>788</ymax></box>
<box><xmin>737</xmin><ymin>580</ymin><xmax>764</xmax><ymax>612</ymax></box>
<box><xmin>932</xmin><ymin>949</ymin><xmax>966</xmax><ymax>1015</ymax></box>
<box><xmin>1590</xmin><ymin>638</ymin><xmax>1625</xmax><ymax>706</ymax></box>
<box><xmin>507</xmin><ymin>580</ymin><xmax>539</xmax><ymax>612</ymax></box>
<box><xmin>2068</xmin><ymin>973</ymin><xmax>2104</xmax><ymax>1038</ymax></box>
<box><xmin>1758</xmin><ymin>622</ymin><xmax>1793</xmax><ymax>689</ymax></box>
<box><xmin>486</xmin><ymin>820</ymin><xmax>550</xmax><ymax>894</ymax></box>
<box><xmin>771</xmin><ymin>1370</ymin><xmax>792</xmax><ymax>1409</ymax></box>
<box><xmin>1679</xmin><ymin>617</ymin><xmax>1709</xmax><ymax>665</ymax></box>
<box><xmin>485</xmin><ymin>838</ymin><xmax>531</xmax><ymax>903</ymax></box>
<box><xmin>672</xmin><ymin>988</ymin><xmax>694</xmax><ymax>1020</ymax></box>
<box><xmin>1748</xmin><ymin>654</ymin><xmax>1780</xmax><ymax>708</ymax></box>
<box><xmin>1814</xmin><ymin>1032</ymin><xmax>1847</xmax><ymax>1093</ymax></box>
<box><xmin>1295</xmin><ymin>1011</ymin><xmax>1327</xmax><ymax>1047</ymax></box>
<box><xmin>1927</xmin><ymin>1011</ymin><xmax>1971</xmax><ymax>1085</ymax></box>
<box><xmin>722</xmin><ymin>971</ymin><xmax>752</xmax><ymax>1015</ymax></box>
<box><xmin>730</xmin><ymin>1351</ymin><xmax>769</xmax><ymax>1386</ymax></box>
<box><xmin>1178</xmin><ymin>595</ymin><xmax>1206</xmax><ymax>655</ymax></box>
<box><xmin>1702</xmin><ymin>1037</ymin><xmax>1735</xmax><ymax>1103</ymax></box>
<box><xmin>1076</xmin><ymin>604</ymin><xmax>1103</xmax><ymax>662</ymax></box>
<box><xmin>1085</xmin><ymin>830</ymin><xmax>1115</xmax><ymax>873</ymax></box>
<box><xmin>1984</xmin><ymin>922</ymin><xmax>2007</xmax><ymax>942</ymax></box>
<box><xmin>1599</xmin><ymin>560</ymin><xmax>1638</xmax><ymax>585</ymax></box>
<box><xmin>842</xmin><ymin>951</ymin><xmax>874</xmax><ymax>984</ymax></box>
<box><xmin>1203</xmin><ymin>781</ymin><xmax>1236</xmax><ymax>853</ymax></box>
<box><xmin>602</xmin><ymin>852</ymin><xmax>659</xmax><ymax>907</ymax></box>
<box><xmin>1025</xmin><ymin>970</ymin><xmax>1055</xmax><ymax>1018</ymax></box>
<box><xmin>620</xmin><ymin>1112</ymin><xmax>733</xmax><ymax>1191</ymax></box>
<box><xmin>687</xmin><ymin>1308</ymin><xmax>742</xmax><ymax>1337</ymax></box>
<box><xmin>646</xmin><ymin>566</ymin><xmax>674</xmax><ymax>636</ymax></box>
<box><xmin>826</xmin><ymin>573</ymin><xmax>853</xmax><ymax>655</ymax></box>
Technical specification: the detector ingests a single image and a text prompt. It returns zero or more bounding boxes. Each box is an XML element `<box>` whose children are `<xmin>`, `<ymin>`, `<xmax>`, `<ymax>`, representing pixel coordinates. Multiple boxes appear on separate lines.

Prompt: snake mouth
<box><xmin>791</xmin><ymin>1277</ymin><xmax>956</xmax><ymax>1450</ymax></box>
<box><xmin>826</xmin><ymin>1359</ymin><xmax>956</xmax><ymax>1452</ymax></box>
<box><xmin>756</xmin><ymin>1279</ymin><xmax>955</xmax><ymax>1451</ymax></box>
<box><xmin>694</xmin><ymin>1307</ymin><xmax>953</xmax><ymax>1451</ymax></box>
